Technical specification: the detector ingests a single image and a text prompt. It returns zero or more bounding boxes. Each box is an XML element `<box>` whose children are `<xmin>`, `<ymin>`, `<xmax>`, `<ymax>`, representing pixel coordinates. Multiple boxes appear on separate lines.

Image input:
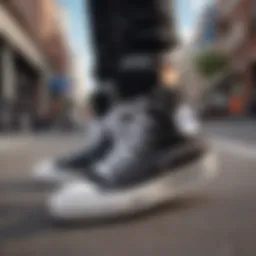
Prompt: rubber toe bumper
<box><xmin>32</xmin><ymin>159</ymin><xmax>83</xmax><ymax>185</ymax></box>
<box><xmin>48</xmin><ymin>150</ymin><xmax>218</xmax><ymax>221</ymax></box>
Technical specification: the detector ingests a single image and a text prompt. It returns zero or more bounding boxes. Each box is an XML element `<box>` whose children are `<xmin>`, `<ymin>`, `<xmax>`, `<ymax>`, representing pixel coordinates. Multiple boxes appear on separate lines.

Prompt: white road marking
<box><xmin>210</xmin><ymin>137</ymin><xmax>256</xmax><ymax>160</ymax></box>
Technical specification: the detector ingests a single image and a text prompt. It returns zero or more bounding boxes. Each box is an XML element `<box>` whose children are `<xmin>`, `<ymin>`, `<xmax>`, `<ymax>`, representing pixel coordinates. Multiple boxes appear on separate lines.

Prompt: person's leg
<box><xmin>115</xmin><ymin>0</ymin><xmax>176</xmax><ymax>98</ymax></box>
<box><xmin>87</xmin><ymin>0</ymin><xmax>176</xmax><ymax>101</ymax></box>
<box><xmin>87</xmin><ymin>0</ymin><xmax>121</xmax><ymax>117</ymax></box>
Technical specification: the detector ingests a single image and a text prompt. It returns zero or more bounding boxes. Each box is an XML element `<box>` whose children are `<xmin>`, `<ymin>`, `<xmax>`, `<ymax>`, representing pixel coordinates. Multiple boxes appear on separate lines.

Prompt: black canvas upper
<box><xmin>53</xmin><ymin>1</ymin><xmax>201</xmax><ymax>189</ymax></box>
<box><xmin>81</xmin><ymin>88</ymin><xmax>205</xmax><ymax>190</ymax></box>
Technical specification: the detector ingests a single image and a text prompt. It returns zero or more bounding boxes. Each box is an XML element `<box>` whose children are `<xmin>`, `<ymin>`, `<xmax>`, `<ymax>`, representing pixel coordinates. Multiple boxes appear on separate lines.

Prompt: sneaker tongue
<box><xmin>150</xmin><ymin>87</ymin><xmax>181</xmax><ymax>111</ymax></box>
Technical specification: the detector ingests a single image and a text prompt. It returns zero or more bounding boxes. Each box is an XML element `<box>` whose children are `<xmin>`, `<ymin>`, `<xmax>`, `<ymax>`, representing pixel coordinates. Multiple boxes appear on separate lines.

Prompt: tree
<box><xmin>194</xmin><ymin>50</ymin><xmax>229</xmax><ymax>78</ymax></box>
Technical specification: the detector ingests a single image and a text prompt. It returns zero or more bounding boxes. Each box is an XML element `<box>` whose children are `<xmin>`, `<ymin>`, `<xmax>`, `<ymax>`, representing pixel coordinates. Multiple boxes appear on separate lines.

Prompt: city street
<box><xmin>1</xmin><ymin>122</ymin><xmax>256</xmax><ymax>256</ymax></box>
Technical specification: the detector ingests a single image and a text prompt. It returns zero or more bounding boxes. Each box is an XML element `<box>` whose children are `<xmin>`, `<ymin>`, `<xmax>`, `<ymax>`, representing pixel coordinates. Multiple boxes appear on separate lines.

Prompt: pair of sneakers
<box><xmin>33</xmin><ymin>87</ymin><xmax>217</xmax><ymax>221</ymax></box>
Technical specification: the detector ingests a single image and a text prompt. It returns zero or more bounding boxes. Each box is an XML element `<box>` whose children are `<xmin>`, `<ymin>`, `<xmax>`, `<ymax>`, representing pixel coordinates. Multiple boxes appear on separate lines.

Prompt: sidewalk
<box><xmin>203</xmin><ymin>118</ymin><xmax>256</xmax><ymax>146</ymax></box>
<box><xmin>0</xmin><ymin>131</ymin><xmax>85</xmax><ymax>152</ymax></box>
<box><xmin>0</xmin><ymin>136</ymin><xmax>27</xmax><ymax>152</ymax></box>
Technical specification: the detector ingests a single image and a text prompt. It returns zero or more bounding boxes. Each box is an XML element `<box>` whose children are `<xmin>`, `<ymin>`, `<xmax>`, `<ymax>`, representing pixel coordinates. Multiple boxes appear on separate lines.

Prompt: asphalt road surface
<box><xmin>1</xmin><ymin>126</ymin><xmax>256</xmax><ymax>256</ymax></box>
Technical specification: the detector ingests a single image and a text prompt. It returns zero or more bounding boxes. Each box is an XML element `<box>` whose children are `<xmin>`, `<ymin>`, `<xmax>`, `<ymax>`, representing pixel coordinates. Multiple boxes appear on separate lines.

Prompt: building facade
<box><xmin>215</xmin><ymin>0</ymin><xmax>256</xmax><ymax>115</ymax></box>
<box><xmin>0</xmin><ymin>0</ymin><xmax>70</xmax><ymax>130</ymax></box>
<box><xmin>175</xmin><ymin>4</ymin><xmax>218</xmax><ymax>106</ymax></box>
<box><xmin>195</xmin><ymin>4</ymin><xmax>218</xmax><ymax>49</ymax></box>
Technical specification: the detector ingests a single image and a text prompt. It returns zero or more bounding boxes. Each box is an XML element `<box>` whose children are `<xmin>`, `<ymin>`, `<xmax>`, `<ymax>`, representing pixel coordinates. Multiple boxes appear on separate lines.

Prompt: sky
<box><xmin>58</xmin><ymin>0</ymin><xmax>210</xmax><ymax>90</ymax></box>
<box><xmin>58</xmin><ymin>0</ymin><xmax>95</xmax><ymax>91</ymax></box>
<box><xmin>174</xmin><ymin>0</ymin><xmax>211</xmax><ymax>43</ymax></box>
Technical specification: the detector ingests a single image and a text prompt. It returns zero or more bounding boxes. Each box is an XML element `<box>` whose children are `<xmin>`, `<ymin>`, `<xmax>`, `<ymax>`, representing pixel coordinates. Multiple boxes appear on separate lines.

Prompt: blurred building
<box><xmin>0</xmin><ymin>0</ymin><xmax>71</xmax><ymax>130</ymax></box>
<box><xmin>172</xmin><ymin>4</ymin><xmax>218</xmax><ymax>106</ymax></box>
<box><xmin>43</xmin><ymin>1</ymin><xmax>70</xmax><ymax>74</ymax></box>
<box><xmin>194</xmin><ymin>4</ymin><xmax>218</xmax><ymax>49</ymax></box>
<box><xmin>214</xmin><ymin>0</ymin><xmax>256</xmax><ymax>115</ymax></box>
<box><xmin>170</xmin><ymin>46</ymin><xmax>202</xmax><ymax>105</ymax></box>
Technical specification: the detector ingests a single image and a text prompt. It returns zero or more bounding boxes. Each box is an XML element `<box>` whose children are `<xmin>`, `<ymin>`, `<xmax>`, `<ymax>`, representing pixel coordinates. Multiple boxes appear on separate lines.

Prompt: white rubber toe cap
<box><xmin>48</xmin><ymin>181</ymin><xmax>137</xmax><ymax>220</ymax></box>
<box><xmin>32</xmin><ymin>160</ymin><xmax>82</xmax><ymax>185</ymax></box>
<box><xmin>48</xmin><ymin>181</ymin><xmax>101</xmax><ymax>219</ymax></box>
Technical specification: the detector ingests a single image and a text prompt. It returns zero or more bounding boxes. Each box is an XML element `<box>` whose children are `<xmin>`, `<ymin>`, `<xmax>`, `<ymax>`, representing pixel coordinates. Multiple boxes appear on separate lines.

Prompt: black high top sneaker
<box><xmin>48</xmin><ymin>87</ymin><xmax>218</xmax><ymax>221</ymax></box>
<box><xmin>47</xmin><ymin>0</ymin><xmax>217</xmax><ymax>220</ymax></box>
<box><xmin>32</xmin><ymin>0</ymin><xmax>122</xmax><ymax>185</ymax></box>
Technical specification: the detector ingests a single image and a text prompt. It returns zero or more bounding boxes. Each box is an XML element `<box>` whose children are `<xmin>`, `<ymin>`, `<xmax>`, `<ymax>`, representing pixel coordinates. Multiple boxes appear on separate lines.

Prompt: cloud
<box><xmin>179</xmin><ymin>0</ymin><xmax>212</xmax><ymax>44</ymax></box>
<box><xmin>188</xmin><ymin>0</ymin><xmax>209</xmax><ymax>14</ymax></box>
<box><xmin>180</xmin><ymin>26</ymin><xmax>194</xmax><ymax>44</ymax></box>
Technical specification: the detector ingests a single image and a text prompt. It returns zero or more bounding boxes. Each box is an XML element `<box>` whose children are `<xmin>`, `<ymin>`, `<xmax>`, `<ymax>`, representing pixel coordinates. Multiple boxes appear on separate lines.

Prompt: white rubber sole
<box><xmin>48</xmin><ymin>150</ymin><xmax>218</xmax><ymax>221</ymax></box>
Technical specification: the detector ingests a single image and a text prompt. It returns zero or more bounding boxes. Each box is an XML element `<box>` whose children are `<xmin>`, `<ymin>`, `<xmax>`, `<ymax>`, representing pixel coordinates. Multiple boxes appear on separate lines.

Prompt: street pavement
<box><xmin>1</xmin><ymin>122</ymin><xmax>256</xmax><ymax>256</ymax></box>
<box><xmin>204</xmin><ymin>119</ymin><xmax>256</xmax><ymax>145</ymax></box>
